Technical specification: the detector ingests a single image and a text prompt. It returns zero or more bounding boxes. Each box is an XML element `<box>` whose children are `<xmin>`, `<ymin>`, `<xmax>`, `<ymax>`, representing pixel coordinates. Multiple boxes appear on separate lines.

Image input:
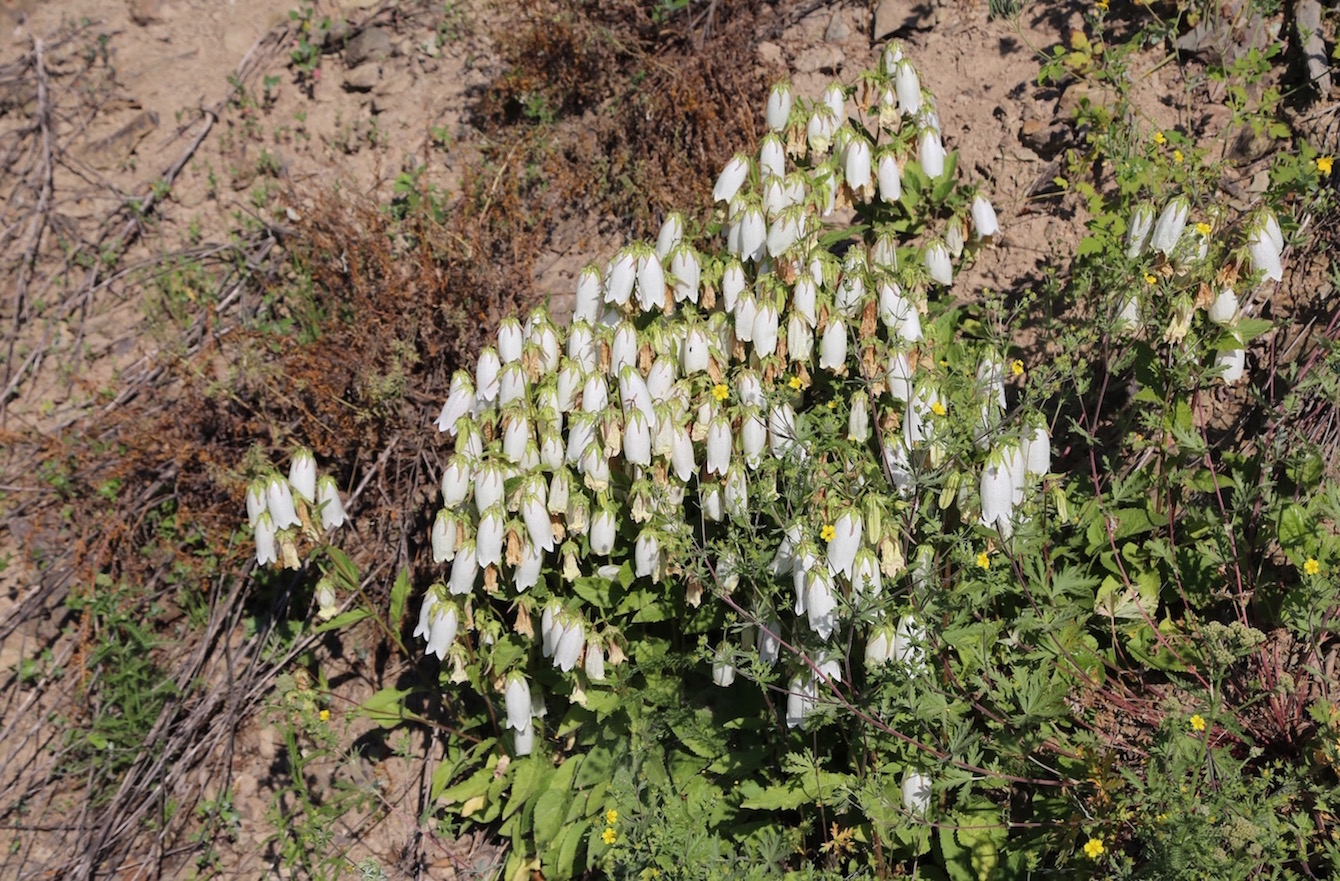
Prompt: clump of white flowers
<box><xmin>244</xmin><ymin>447</ymin><xmax>349</xmax><ymax>599</ymax></box>
<box><xmin>422</xmin><ymin>44</ymin><xmax>1055</xmax><ymax>787</ymax></box>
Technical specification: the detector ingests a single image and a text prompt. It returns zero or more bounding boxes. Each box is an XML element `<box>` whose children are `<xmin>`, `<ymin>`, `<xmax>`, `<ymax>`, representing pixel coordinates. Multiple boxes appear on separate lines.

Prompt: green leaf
<box><xmin>358</xmin><ymin>686</ymin><xmax>418</xmax><ymax>727</ymax></box>
<box><xmin>738</xmin><ymin>780</ymin><xmax>807</xmax><ymax>811</ymax></box>
<box><xmin>1278</xmin><ymin>503</ymin><xmax>1310</xmax><ymax>551</ymax></box>
<box><xmin>1076</xmin><ymin>235</ymin><xmax>1104</xmax><ymax>257</ymax></box>
<box><xmin>389</xmin><ymin>567</ymin><xmax>412</xmax><ymax>625</ymax></box>
<box><xmin>1235</xmin><ymin>317</ymin><xmax>1273</xmax><ymax>342</ymax></box>
<box><xmin>1094</xmin><ymin>571</ymin><xmax>1159</xmax><ymax>620</ymax></box>
<box><xmin>312</xmin><ymin>608</ymin><xmax>371</xmax><ymax>633</ymax></box>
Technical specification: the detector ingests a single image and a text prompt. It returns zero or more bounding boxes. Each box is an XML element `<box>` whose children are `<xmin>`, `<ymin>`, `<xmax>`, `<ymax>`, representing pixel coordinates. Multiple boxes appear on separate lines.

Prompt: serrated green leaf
<box><xmin>389</xmin><ymin>567</ymin><xmax>411</xmax><ymax>625</ymax></box>
<box><xmin>312</xmin><ymin>608</ymin><xmax>371</xmax><ymax>633</ymax></box>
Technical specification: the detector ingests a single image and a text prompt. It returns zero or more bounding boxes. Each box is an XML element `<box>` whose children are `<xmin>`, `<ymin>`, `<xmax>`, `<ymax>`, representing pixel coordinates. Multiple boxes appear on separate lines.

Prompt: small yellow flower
<box><xmin>602</xmin><ymin>827</ymin><xmax>617</xmax><ymax>845</ymax></box>
<box><xmin>821</xmin><ymin>524</ymin><xmax>836</xmax><ymax>542</ymax></box>
<box><xmin>1190</xmin><ymin>714</ymin><xmax>1206</xmax><ymax>732</ymax></box>
<box><xmin>1010</xmin><ymin>359</ymin><xmax>1025</xmax><ymax>377</ymax></box>
<box><xmin>1083</xmin><ymin>837</ymin><xmax>1105</xmax><ymax>859</ymax></box>
<box><xmin>826</xmin><ymin>400</ymin><xmax>837</xmax><ymax>409</ymax></box>
<box><xmin>788</xmin><ymin>375</ymin><xmax>803</xmax><ymax>390</ymax></box>
<box><xmin>1173</xmin><ymin>149</ymin><xmax>1184</xmax><ymax>164</ymax></box>
<box><xmin>1317</xmin><ymin>156</ymin><xmax>1333</xmax><ymax>176</ymax></box>
<box><xmin>1152</xmin><ymin>131</ymin><xmax>1167</xmax><ymax>146</ymax></box>
<box><xmin>1096</xmin><ymin>0</ymin><xmax>1109</xmax><ymax>9</ymax></box>
<box><xmin>1195</xmin><ymin>222</ymin><xmax>1212</xmax><ymax>236</ymax></box>
<box><xmin>712</xmin><ymin>383</ymin><xmax>729</xmax><ymax>402</ymax></box>
<box><xmin>930</xmin><ymin>401</ymin><xmax>947</xmax><ymax>417</ymax></box>
<box><xmin>976</xmin><ymin>551</ymin><xmax>990</xmax><ymax>570</ymax></box>
<box><xmin>606</xmin><ymin>809</ymin><xmax>619</xmax><ymax>824</ymax></box>
<box><xmin>1305</xmin><ymin>558</ymin><xmax>1321</xmax><ymax>576</ymax></box>
<box><xmin>1144</xmin><ymin>273</ymin><xmax>1158</xmax><ymax>286</ymax></box>
<box><xmin>319</xmin><ymin>709</ymin><xmax>330</xmax><ymax>722</ymax></box>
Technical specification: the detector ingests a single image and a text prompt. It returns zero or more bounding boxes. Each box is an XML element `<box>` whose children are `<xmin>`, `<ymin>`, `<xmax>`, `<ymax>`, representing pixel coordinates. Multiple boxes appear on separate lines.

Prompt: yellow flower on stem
<box><xmin>821</xmin><ymin>524</ymin><xmax>836</xmax><ymax>542</ymax></box>
<box><xmin>1195</xmin><ymin>222</ymin><xmax>1212</xmax><ymax>236</ymax></box>
<box><xmin>606</xmin><ymin>809</ymin><xmax>619</xmax><ymax>824</ymax></box>
<box><xmin>1305</xmin><ymin>557</ymin><xmax>1321</xmax><ymax>576</ymax></box>
<box><xmin>712</xmin><ymin>384</ymin><xmax>729</xmax><ymax>402</ymax></box>
<box><xmin>1190</xmin><ymin>714</ymin><xmax>1206</xmax><ymax>732</ymax></box>
<box><xmin>976</xmin><ymin>551</ymin><xmax>990</xmax><ymax>570</ymax></box>
<box><xmin>1318</xmin><ymin>156</ymin><xmax>1333</xmax><ymax>176</ymax></box>
<box><xmin>1083</xmin><ymin>837</ymin><xmax>1105</xmax><ymax>859</ymax></box>
<box><xmin>1010</xmin><ymin>359</ymin><xmax>1025</xmax><ymax>377</ymax></box>
<box><xmin>930</xmin><ymin>401</ymin><xmax>947</xmax><ymax>417</ymax></box>
<box><xmin>1144</xmin><ymin>273</ymin><xmax>1157</xmax><ymax>286</ymax></box>
<box><xmin>602</xmin><ymin>827</ymin><xmax>617</xmax><ymax>845</ymax></box>
<box><xmin>788</xmin><ymin>375</ymin><xmax>803</xmax><ymax>391</ymax></box>
<box><xmin>319</xmin><ymin>709</ymin><xmax>330</xmax><ymax>722</ymax></box>
<box><xmin>1173</xmin><ymin>149</ymin><xmax>1184</xmax><ymax>164</ymax></box>
<box><xmin>1152</xmin><ymin>131</ymin><xmax>1166</xmax><ymax>146</ymax></box>
<box><xmin>1096</xmin><ymin>0</ymin><xmax>1109</xmax><ymax>9</ymax></box>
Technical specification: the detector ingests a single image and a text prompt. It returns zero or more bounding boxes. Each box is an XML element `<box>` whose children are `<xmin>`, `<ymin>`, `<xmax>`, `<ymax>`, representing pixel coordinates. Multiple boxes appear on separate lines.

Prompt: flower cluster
<box><xmin>245</xmin><ymin>447</ymin><xmax>348</xmax><ymax>572</ymax></box>
<box><xmin>424</xmin><ymin>44</ymin><xmax>1054</xmax><ymax>791</ymax></box>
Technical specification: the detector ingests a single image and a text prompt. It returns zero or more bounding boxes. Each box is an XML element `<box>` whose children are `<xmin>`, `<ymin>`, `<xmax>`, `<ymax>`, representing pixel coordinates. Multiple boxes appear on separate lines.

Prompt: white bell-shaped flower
<box><xmin>753</xmin><ymin>298</ymin><xmax>780</xmax><ymax>357</ymax></box>
<box><xmin>877</xmin><ymin>151</ymin><xmax>902</xmax><ymax>204</ymax></box>
<box><xmin>807</xmin><ymin>104</ymin><xmax>839</xmax><ymax>155</ymax></box>
<box><xmin>895</xmin><ymin>615</ymin><xmax>925</xmax><ymax>666</ymax></box>
<box><xmin>581</xmin><ymin>373</ymin><xmax>608</xmax><ymax>415</ymax></box>
<box><xmin>590</xmin><ymin>505</ymin><xmax>617</xmax><ymax>556</ymax></box>
<box><xmin>288</xmin><ymin>448</ymin><xmax>317</xmax><ymax>504</ymax></box>
<box><xmin>757</xmin><ymin>621</ymin><xmax>782</xmax><ymax>667</ymax></box>
<box><xmin>475</xmin><ymin>504</ymin><xmax>505</xmax><ymax>568</ymax></box>
<box><xmin>316</xmin><ymin>475</ymin><xmax>346</xmax><ymax>530</ymax></box>
<box><xmin>530</xmin><ymin>322</ymin><xmax>560</xmax><ymax>375</ymax></box>
<box><xmin>266</xmin><ymin>476</ymin><xmax>301</xmax><ymax>529</ymax></box>
<box><xmin>766</xmin><ymin>81</ymin><xmax>792</xmax><ymax>130</ymax></box>
<box><xmin>1246</xmin><ymin>223</ymin><xmax>1283</xmax><ymax>282</ymax></box>
<box><xmin>713</xmin><ymin>153</ymin><xmax>750</xmax><ymax>203</ymax></box>
<box><xmin>540</xmin><ymin>603</ymin><xmax>561</xmax><ymax>657</ymax></box>
<box><xmin>894</xmin><ymin>60</ymin><xmax>921</xmax><ymax>115</ymax></box>
<box><xmin>682</xmin><ymin>325</ymin><xmax>712</xmax><ymax>375</ymax></box>
<box><xmin>504</xmin><ymin>674</ymin><xmax>532</xmax><ymax>730</ymax></box>
<box><xmin>619</xmin><ymin>366</ymin><xmax>656</xmax><ymax>427</ymax></box>
<box><xmin>539</xmin><ymin>429</ymin><xmax>565</xmax><ymax>471</ymax></box>
<box><xmin>701</xmin><ymin>481</ymin><xmax>724</xmax><ymax>521</ymax></box>
<box><xmin>1021</xmin><ymin>422</ymin><xmax>1050</xmax><ymax>477</ymax></box>
<box><xmin>733</xmin><ymin>292</ymin><xmax>757</xmax><ymax>343</ymax></box>
<box><xmin>1150</xmin><ymin>196</ymin><xmax>1190</xmax><ymax>256</ymax></box>
<box><xmin>1208</xmin><ymin>286</ymin><xmax>1237</xmax><ymax>324</ymax></box>
<box><xmin>835</xmin><ymin>274</ymin><xmax>865</xmax><ymax>319</ymax></box>
<box><xmin>979</xmin><ymin>456</ymin><xmax>1015</xmax><ymax>533</ymax></box>
<box><xmin>606</xmin><ymin>248</ymin><xmax>636</xmax><ymax>307</ymax></box>
<box><xmin>514</xmin><ymin>538</ymin><xmax>543</xmax><ymax>592</ymax></box>
<box><xmin>791</xmin><ymin>277</ymin><xmax>817</xmax><ymax>327</ymax></box>
<box><xmin>918</xmin><ymin>127</ymin><xmax>945</xmax><ymax>179</ymax></box>
<box><xmin>1217</xmin><ymin>346</ymin><xmax>1246</xmax><ymax>383</ymax></box>
<box><xmin>788</xmin><ymin>315</ymin><xmax>814</xmax><ymax>363</ymax></box>
<box><xmin>762</xmin><ymin>176</ymin><xmax>790</xmax><ymax>219</ymax></box>
<box><xmin>721</xmin><ymin>259</ymin><xmax>746</xmax><ymax>311</ymax></box>
<box><xmin>845</xmin><ymin>135</ymin><xmax>872</xmax><ymax>195</ymax></box>
<box><xmin>497</xmin><ymin>318</ymin><xmax>524</xmax><ymax>363</ymax></box>
<box><xmin>513</xmin><ymin>721</ymin><xmax>535</xmax><ymax>756</ymax></box>
<box><xmin>902</xmin><ymin>771</ymin><xmax>932</xmax><ymax>815</ymax></box>
<box><xmin>547</xmin><ymin>469</ymin><xmax>572</xmax><ymax>516</ymax></box>
<box><xmin>424</xmin><ymin>601</ymin><xmax>458</xmax><ymax>661</ymax></box>
<box><xmin>827</xmin><ymin>508</ymin><xmax>863</xmax><ymax>580</ymax></box>
<box><xmin>1126</xmin><ymin>203</ymin><xmax>1154</xmax><ymax>259</ymax></box>
<box><xmin>806</xmin><ymin>566</ymin><xmax>838</xmax><ymax>640</ymax></box>
<box><xmin>473</xmin><ymin>461</ymin><xmax>505</xmax><ymax>513</ymax></box>
<box><xmin>724</xmin><ymin>464</ymin><xmax>748</xmax><ymax>519</ymax></box>
<box><xmin>852</xmin><ymin>547</ymin><xmax>882</xmax><ymax>598</ymax></box>
<box><xmin>634</xmin><ymin>529</ymin><xmax>663</xmax><ymax>580</ymax></box>
<box><xmin>848</xmin><ymin>392</ymin><xmax>870</xmax><ymax>442</ymax></box>
<box><xmin>635</xmin><ymin>247</ymin><xmax>666</xmax><ymax>313</ymax></box>
<box><xmin>440</xmin><ymin>457</ymin><xmax>472</xmax><ymax>509</ymax></box>
<box><xmin>670</xmin><ymin>245</ymin><xmax>701</xmax><ymax>304</ymax></box>
<box><xmin>741</xmin><ymin>408</ymin><xmax>767</xmax><ymax>468</ymax></box>
<box><xmin>925</xmin><ymin>240</ymin><xmax>953</xmax><ymax>286</ymax></box>
<box><xmin>475</xmin><ymin>348</ymin><xmax>502</xmax><ymax>408</ymax></box>
<box><xmin>670</xmin><ymin>425</ymin><xmax>696</xmax><ymax>482</ymax></box>
<box><xmin>498</xmin><ymin>362</ymin><xmax>527</xmax><ymax>406</ymax></box>
<box><xmin>904</xmin><ymin>384</ymin><xmax>941</xmax><ymax>447</ymax></box>
<box><xmin>647</xmin><ymin>358</ymin><xmax>676</xmax><ymax>402</ymax></box>
<box><xmin>759</xmin><ymin>133</ymin><xmax>786</xmax><ymax>180</ymax></box>
<box><xmin>886</xmin><ymin>350</ymin><xmax>913</xmax><ymax>403</ymax></box>
<box><xmin>865</xmin><ymin>624</ymin><xmax>894</xmax><ymax>668</ymax></box>
<box><xmin>656</xmin><ymin>213</ymin><xmax>683</xmax><ymax>260</ymax></box>
<box><xmin>612</xmin><ymin>321</ymin><xmax>639</xmax><ymax>373</ymax></box>
<box><xmin>769</xmin><ymin>403</ymin><xmax>798</xmax><ymax>458</ymax></box>
<box><xmin>785</xmin><ymin>674</ymin><xmax>818</xmax><ymax>728</ymax></box>
<box><xmin>448</xmin><ymin>541</ymin><xmax>478</xmax><ymax>595</ymax></box>
<box><xmin>767</xmin><ymin>205</ymin><xmax>806</xmax><ymax>258</ymax></box>
<box><xmin>556</xmin><ymin>363</ymin><xmax>583</xmax><ymax>412</ymax></box>
<box><xmin>575</xmin><ymin>265</ymin><xmax>602</xmax><ymax>323</ymax></box>
<box><xmin>565</xmin><ymin>413</ymin><xmax>597</xmax><ymax>466</ymax></box>
<box><xmin>736</xmin><ymin>204</ymin><xmax>767</xmax><ymax>263</ymax></box>
<box><xmin>624</xmin><ymin>408</ymin><xmax>653</xmax><ymax>466</ymax></box>
<box><xmin>246</xmin><ymin>480</ymin><xmax>267</xmax><ymax>528</ymax></box>
<box><xmin>883</xmin><ymin>437</ymin><xmax>914</xmax><ymax>494</ymax></box>
<box><xmin>502</xmin><ymin>413</ymin><xmax>532</xmax><ymax>465</ymax></box>
<box><xmin>585</xmin><ymin>639</ymin><xmax>606</xmax><ymax>681</ymax></box>
<box><xmin>1003</xmin><ymin>440</ymin><xmax>1027</xmax><ymax>506</ymax></box>
<box><xmin>971</xmin><ymin>194</ymin><xmax>999</xmax><ymax>239</ymax></box>
<box><xmin>554</xmin><ymin>620</ymin><xmax>585</xmax><ymax>672</ymax></box>
<box><xmin>521</xmin><ymin>487</ymin><xmax>555</xmax><ymax>554</ymax></box>
<box><xmin>254</xmin><ymin>511</ymin><xmax>277</xmax><ymax>566</ymax></box>
<box><xmin>431</xmin><ymin>510</ymin><xmax>459</xmax><ymax>563</ymax></box>
<box><xmin>706</xmin><ymin>414</ymin><xmax>732</xmax><ymax>476</ymax></box>
<box><xmin>820</xmin><ymin>318</ymin><xmax>848</xmax><ymax>371</ymax></box>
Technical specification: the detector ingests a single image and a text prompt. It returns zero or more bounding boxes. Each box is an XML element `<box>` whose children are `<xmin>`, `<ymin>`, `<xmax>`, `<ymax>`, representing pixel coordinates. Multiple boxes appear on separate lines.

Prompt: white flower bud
<box><xmin>971</xmin><ymin>194</ymin><xmax>999</xmax><ymax>239</ymax></box>
<box><xmin>1126</xmin><ymin>203</ymin><xmax>1154</xmax><ymax>258</ymax></box>
<box><xmin>845</xmin><ymin>135</ymin><xmax>872</xmax><ymax>195</ymax></box>
<box><xmin>820</xmin><ymin>318</ymin><xmax>848</xmax><ymax>371</ymax></box>
<box><xmin>902</xmin><ymin>771</ymin><xmax>932</xmax><ymax>815</ymax></box>
<box><xmin>1247</xmin><ymin>224</ymin><xmax>1283</xmax><ymax>282</ymax></box>
<box><xmin>266</xmin><ymin>476</ymin><xmax>301</xmax><ymax>529</ymax></box>
<box><xmin>806</xmin><ymin>566</ymin><xmax>837</xmax><ymax>640</ymax></box>
<box><xmin>635</xmin><ymin>248</ymin><xmax>666</xmax><ymax>313</ymax></box>
<box><xmin>918</xmin><ymin>128</ymin><xmax>945</xmax><ymax>179</ymax></box>
<box><xmin>431</xmin><ymin>509</ymin><xmax>458</xmax><ymax>563</ymax></box>
<box><xmin>1150</xmin><ymin>196</ymin><xmax>1189</xmax><ymax>256</ymax></box>
<box><xmin>656</xmin><ymin>213</ymin><xmax>683</xmax><ymax>260</ymax></box>
<box><xmin>254</xmin><ymin>511</ymin><xmax>277</xmax><ymax>566</ymax></box>
<box><xmin>498</xmin><ymin>362</ymin><xmax>527</xmax><ymax>406</ymax></box>
<box><xmin>895</xmin><ymin>60</ymin><xmax>921</xmax><ymax>115</ymax></box>
<box><xmin>502</xmin><ymin>412</ymin><xmax>532</xmax><ymax>465</ymax></box>
<box><xmin>1217</xmin><ymin>346</ymin><xmax>1246</xmax><ymax>383</ymax></box>
<box><xmin>734</xmin><ymin>293</ymin><xmax>757</xmax><ymax>342</ymax></box>
<box><xmin>759</xmin><ymin>133</ymin><xmax>786</xmax><ymax>180</ymax></box>
<box><xmin>634</xmin><ymin>530</ymin><xmax>663</xmax><ymax>581</ymax></box>
<box><xmin>670</xmin><ymin>245</ymin><xmax>701</xmax><ymax>304</ymax></box>
<box><xmin>847</xmin><ymin>392</ymin><xmax>870</xmax><ymax>443</ymax></box>
<box><xmin>288</xmin><ymin>448</ymin><xmax>317</xmax><ymax>504</ymax></box>
<box><xmin>246</xmin><ymin>480</ymin><xmax>267</xmax><ymax>528</ymax></box>
<box><xmin>498</xmin><ymin>317</ymin><xmax>524</xmax><ymax>364</ymax></box>
<box><xmin>436</xmin><ymin>371</ymin><xmax>474</xmax><ymax>434</ymax></box>
<box><xmin>590</xmin><ymin>505</ymin><xmax>617</xmax><ymax>556</ymax></box>
<box><xmin>575</xmin><ymin>265</ymin><xmax>602</xmax><ymax>323</ymax></box>
<box><xmin>584</xmin><ymin>639</ymin><xmax>606</xmax><ymax>681</ymax></box>
<box><xmin>475</xmin><ymin>348</ymin><xmax>502</xmax><ymax>408</ymax></box>
<box><xmin>925</xmin><ymin>240</ymin><xmax>953</xmax><ymax>286</ymax></box>
<box><xmin>448</xmin><ymin>541</ymin><xmax>478</xmax><ymax>595</ymax></box>
<box><xmin>792</xmin><ymin>275</ymin><xmax>817</xmax><ymax>325</ymax></box>
<box><xmin>766</xmin><ymin>81</ymin><xmax>792</xmax><ymax>131</ymax></box>
<box><xmin>877</xmin><ymin>151</ymin><xmax>902</xmax><ymax>204</ymax></box>
<box><xmin>624</xmin><ymin>408</ymin><xmax>652</xmax><ymax>466</ymax></box>
<box><xmin>504</xmin><ymin>674</ymin><xmax>532</xmax><ymax>731</ymax></box>
<box><xmin>1208</xmin><ymin>286</ymin><xmax>1237</xmax><ymax>324</ymax></box>
<box><xmin>606</xmin><ymin>249</ymin><xmax>636</xmax><ymax>307</ymax></box>
<box><xmin>721</xmin><ymin>259</ymin><xmax>746</xmax><ymax>312</ymax></box>
<box><xmin>1023</xmin><ymin>422</ymin><xmax>1051</xmax><ymax>477</ymax></box>
<box><xmin>753</xmin><ymin>297</ymin><xmax>780</xmax><ymax>357</ymax></box>
<box><xmin>513</xmin><ymin>538</ymin><xmax>544</xmax><ymax>591</ymax></box>
<box><xmin>611</xmin><ymin>322</ymin><xmax>639</xmax><ymax>374</ymax></box>
<box><xmin>554</xmin><ymin>620</ymin><xmax>585</xmax><ymax>672</ymax></box>
<box><xmin>714</xmin><ymin>154</ymin><xmax>751</xmax><ymax>204</ymax></box>
<box><xmin>473</xmin><ymin>461</ymin><xmax>505</xmax><ymax>513</ymax></box>
<box><xmin>475</xmin><ymin>504</ymin><xmax>505</xmax><ymax>568</ymax></box>
<box><xmin>701</xmin><ymin>481</ymin><xmax>724</xmax><ymax>521</ymax></box>
<box><xmin>712</xmin><ymin>652</ymin><xmax>736</xmax><ymax>687</ymax></box>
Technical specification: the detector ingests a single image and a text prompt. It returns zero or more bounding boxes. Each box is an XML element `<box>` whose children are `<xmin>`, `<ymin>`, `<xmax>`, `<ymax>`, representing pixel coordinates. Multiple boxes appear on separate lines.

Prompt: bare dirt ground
<box><xmin>0</xmin><ymin>0</ymin><xmax>1328</xmax><ymax>876</ymax></box>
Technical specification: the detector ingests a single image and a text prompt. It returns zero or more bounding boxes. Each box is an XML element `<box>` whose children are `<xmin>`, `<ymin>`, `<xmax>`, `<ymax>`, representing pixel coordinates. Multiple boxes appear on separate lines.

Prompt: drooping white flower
<box><xmin>852</xmin><ymin>547</ymin><xmax>882</xmax><ymax>598</ymax></box>
<box><xmin>827</xmin><ymin>509</ymin><xmax>863</xmax><ymax>580</ymax></box>
<box><xmin>712</xmin><ymin>651</ymin><xmax>736</xmax><ymax>687</ymax></box>
<box><xmin>513</xmin><ymin>537</ymin><xmax>544</xmax><ymax>592</ymax></box>
<box><xmin>436</xmin><ymin>371</ymin><xmax>475</xmax><ymax>435</ymax></box>
<box><xmin>314</xmin><ymin>475</ymin><xmax>347</xmax><ymax>530</ymax></box>
<box><xmin>440</xmin><ymin>457</ymin><xmax>472</xmax><ymax>510</ymax></box>
<box><xmin>475</xmin><ymin>504</ymin><xmax>505</xmax><ymax>568</ymax></box>
<box><xmin>902</xmin><ymin>771</ymin><xmax>932</xmax><ymax>815</ymax></box>
<box><xmin>656</xmin><ymin>213</ymin><xmax>683</xmax><ymax>260</ymax></box>
<box><xmin>634</xmin><ymin>530</ymin><xmax>663</xmax><ymax>581</ymax></box>
<box><xmin>424</xmin><ymin>600</ymin><xmax>459</xmax><ymax>661</ymax></box>
<box><xmin>497</xmin><ymin>317</ymin><xmax>524</xmax><ymax>364</ymax></box>
<box><xmin>246</xmin><ymin>480</ymin><xmax>267</xmax><ymax>528</ymax></box>
<box><xmin>925</xmin><ymin>240</ymin><xmax>953</xmax><ymax>286</ymax></box>
<box><xmin>624</xmin><ymin>408</ymin><xmax>653</xmax><ymax>466</ymax></box>
<box><xmin>575</xmin><ymin>265</ymin><xmax>602</xmax><ymax>323</ymax></box>
<box><xmin>502</xmin><ymin>412</ymin><xmax>532</xmax><ymax>465</ymax></box>
<box><xmin>724</xmin><ymin>463</ymin><xmax>748</xmax><ymax>519</ymax></box>
<box><xmin>1208</xmin><ymin>286</ymin><xmax>1237</xmax><ymax>324</ymax></box>
<box><xmin>266</xmin><ymin>476</ymin><xmax>301</xmax><ymax>530</ymax></box>
<box><xmin>611</xmin><ymin>321</ymin><xmax>639</xmax><ymax>374</ymax></box>
<box><xmin>473</xmin><ymin>461</ymin><xmax>505</xmax><ymax>513</ymax></box>
<box><xmin>769</xmin><ymin>403</ymin><xmax>798</xmax><ymax>459</ymax></box>
<box><xmin>254</xmin><ymin>511</ymin><xmax>277</xmax><ymax>566</ymax></box>
<box><xmin>820</xmin><ymin>318</ymin><xmax>848</xmax><ymax>371</ymax></box>
<box><xmin>1150</xmin><ymin>196</ymin><xmax>1190</xmax><ymax>256</ymax></box>
<box><xmin>513</xmin><ymin>721</ymin><xmax>535</xmax><ymax>756</ymax></box>
<box><xmin>635</xmin><ymin>247</ymin><xmax>666</xmax><ymax>313</ymax></box>
<box><xmin>670</xmin><ymin>244</ymin><xmax>701</xmax><ymax>304</ymax></box>
<box><xmin>883</xmin><ymin>436</ymin><xmax>915</xmax><ymax>494</ymax></box>
<box><xmin>845</xmin><ymin>135</ymin><xmax>872</xmax><ymax>195</ymax></box>
<box><xmin>806</xmin><ymin>566</ymin><xmax>838</xmax><ymax>640</ymax></box>
<box><xmin>520</xmin><ymin>485</ymin><xmax>555</xmax><ymax>553</ymax></box>
<box><xmin>700</xmin><ymin>481</ymin><xmax>724</xmax><ymax>521</ymax></box>
<box><xmin>581</xmin><ymin>373</ymin><xmax>609</xmax><ymax>415</ymax></box>
<box><xmin>758</xmin><ymin>620</ymin><xmax>782</xmax><ymax>667</ymax></box>
<box><xmin>848</xmin><ymin>391</ymin><xmax>869</xmax><ymax>442</ymax></box>
<box><xmin>759</xmin><ymin>133</ymin><xmax>786</xmax><ymax>180</ymax></box>
<box><xmin>918</xmin><ymin>127</ymin><xmax>945</xmax><ymax>179</ymax></box>
<box><xmin>1023</xmin><ymin>421</ymin><xmax>1051</xmax><ymax>477</ymax></box>
<box><xmin>619</xmin><ymin>366</ymin><xmax>656</xmax><ymax>427</ymax></box>
<box><xmin>287</xmin><ymin>448</ymin><xmax>318</xmax><ymax>505</ymax></box>
<box><xmin>498</xmin><ymin>362</ymin><xmax>527</xmax><ymax>407</ymax></box>
<box><xmin>904</xmin><ymin>384</ymin><xmax>941</xmax><ymax>448</ymax></box>
<box><xmin>554</xmin><ymin>620</ymin><xmax>585</xmax><ymax>672</ymax></box>
<box><xmin>877</xmin><ymin>151</ymin><xmax>902</xmax><ymax>204</ymax></box>
<box><xmin>753</xmin><ymin>297</ymin><xmax>780</xmax><ymax>357</ymax></box>
<box><xmin>721</xmin><ymin>259</ymin><xmax>746</xmax><ymax>312</ymax></box>
<box><xmin>606</xmin><ymin>248</ymin><xmax>636</xmax><ymax>307</ymax></box>
<box><xmin>887</xmin><ymin>350</ymin><xmax>913</xmax><ymax>403</ymax></box>
<box><xmin>735</xmin><ymin>203</ymin><xmax>767</xmax><ymax>263</ymax></box>
<box><xmin>785</xmin><ymin>674</ymin><xmax>818</xmax><ymax>728</ymax></box>
<box><xmin>670</xmin><ymin>425</ymin><xmax>696</xmax><ymax>482</ymax></box>
<box><xmin>713</xmin><ymin>153</ymin><xmax>750</xmax><ymax>203</ymax></box>
<box><xmin>866</xmin><ymin>624</ymin><xmax>893</xmax><ymax>668</ymax></box>
<box><xmin>972</xmin><ymin>194</ymin><xmax>999</xmax><ymax>239</ymax></box>
<box><xmin>706</xmin><ymin>414</ymin><xmax>732</xmax><ymax>476</ymax></box>
<box><xmin>474</xmin><ymin>348</ymin><xmax>502</xmax><ymax>408</ymax></box>
<box><xmin>590</xmin><ymin>505</ymin><xmax>617</xmax><ymax>556</ymax></box>
<box><xmin>766</xmin><ymin>205</ymin><xmax>805</xmax><ymax>258</ymax></box>
<box><xmin>1003</xmin><ymin>440</ymin><xmax>1027</xmax><ymax>506</ymax></box>
<box><xmin>448</xmin><ymin>541</ymin><xmax>478</xmax><ymax>595</ymax></box>
<box><xmin>1126</xmin><ymin>203</ymin><xmax>1154</xmax><ymax>259</ymax></box>
<box><xmin>585</xmin><ymin>639</ymin><xmax>606</xmax><ymax>680</ymax></box>
<box><xmin>979</xmin><ymin>455</ymin><xmax>1015</xmax><ymax>534</ymax></box>
<box><xmin>807</xmin><ymin>104</ymin><xmax>839</xmax><ymax>155</ymax></box>
<box><xmin>504</xmin><ymin>674</ymin><xmax>532</xmax><ymax>731</ymax></box>
<box><xmin>1217</xmin><ymin>346</ymin><xmax>1246</xmax><ymax>383</ymax></box>
<box><xmin>792</xmin><ymin>275</ymin><xmax>817</xmax><ymax>325</ymax></box>
<box><xmin>741</xmin><ymin>409</ymin><xmax>767</xmax><ymax>469</ymax></box>
<box><xmin>895</xmin><ymin>60</ymin><xmax>921</xmax><ymax>115</ymax></box>
<box><xmin>788</xmin><ymin>314</ymin><xmax>814</xmax><ymax>363</ymax></box>
<box><xmin>766</xmin><ymin>81</ymin><xmax>793</xmax><ymax>131</ymax></box>
<box><xmin>1247</xmin><ymin>223</ymin><xmax>1283</xmax><ymax>282</ymax></box>
<box><xmin>835</xmin><ymin>273</ymin><xmax>865</xmax><ymax>318</ymax></box>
